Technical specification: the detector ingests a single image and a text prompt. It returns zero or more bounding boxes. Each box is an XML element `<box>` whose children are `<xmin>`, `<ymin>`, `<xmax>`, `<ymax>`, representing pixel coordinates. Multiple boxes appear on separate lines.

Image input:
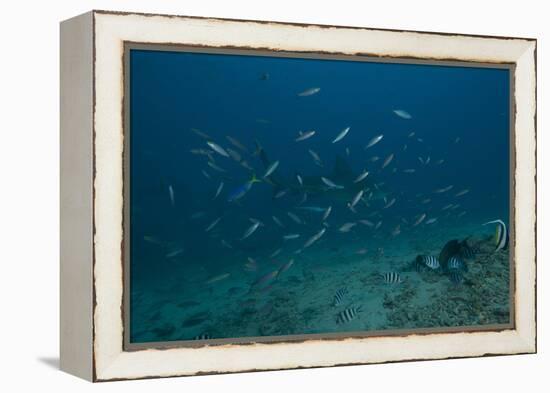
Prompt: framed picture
<box><xmin>60</xmin><ymin>10</ymin><xmax>537</xmax><ymax>381</ymax></box>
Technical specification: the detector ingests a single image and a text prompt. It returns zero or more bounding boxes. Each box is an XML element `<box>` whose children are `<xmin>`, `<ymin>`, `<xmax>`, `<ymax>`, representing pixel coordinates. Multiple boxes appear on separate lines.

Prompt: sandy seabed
<box><xmin>129</xmin><ymin>217</ymin><xmax>510</xmax><ymax>343</ymax></box>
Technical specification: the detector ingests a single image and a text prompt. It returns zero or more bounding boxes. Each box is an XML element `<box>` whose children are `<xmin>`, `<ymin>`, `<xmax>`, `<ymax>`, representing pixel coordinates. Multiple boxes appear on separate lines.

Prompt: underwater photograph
<box><xmin>127</xmin><ymin>47</ymin><xmax>512</xmax><ymax>345</ymax></box>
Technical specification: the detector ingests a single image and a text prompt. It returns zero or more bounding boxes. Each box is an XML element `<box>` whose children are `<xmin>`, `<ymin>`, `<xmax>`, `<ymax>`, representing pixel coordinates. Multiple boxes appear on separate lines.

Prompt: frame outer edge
<box><xmin>60</xmin><ymin>11</ymin><xmax>95</xmax><ymax>381</ymax></box>
<box><xmin>516</xmin><ymin>40</ymin><xmax>537</xmax><ymax>352</ymax></box>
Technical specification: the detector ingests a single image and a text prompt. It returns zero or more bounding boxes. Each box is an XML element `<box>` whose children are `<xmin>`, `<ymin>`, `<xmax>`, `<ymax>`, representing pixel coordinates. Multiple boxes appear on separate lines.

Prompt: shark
<box><xmin>254</xmin><ymin>141</ymin><xmax>388</xmax><ymax>204</ymax></box>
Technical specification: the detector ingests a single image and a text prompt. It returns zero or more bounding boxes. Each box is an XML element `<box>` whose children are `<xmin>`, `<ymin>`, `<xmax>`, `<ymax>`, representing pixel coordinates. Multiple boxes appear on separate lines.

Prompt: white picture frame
<box><xmin>60</xmin><ymin>10</ymin><xmax>536</xmax><ymax>382</ymax></box>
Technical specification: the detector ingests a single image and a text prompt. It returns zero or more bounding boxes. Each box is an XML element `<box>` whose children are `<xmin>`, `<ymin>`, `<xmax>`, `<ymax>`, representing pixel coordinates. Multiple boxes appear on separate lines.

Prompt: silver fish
<box><xmin>205</xmin><ymin>217</ymin><xmax>222</xmax><ymax>232</ymax></box>
<box><xmin>321</xmin><ymin>177</ymin><xmax>344</xmax><ymax>189</ymax></box>
<box><xmin>263</xmin><ymin>160</ymin><xmax>280</xmax><ymax>178</ymax></box>
<box><xmin>434</xmin><ymin>185</ymin><xmax>454</xmax><ymax>193</ymax></box>
<box><xmin>349</xmin><ymin>190</ymin><xmax>364</xmax><ymax>209</ymax></box>
<box><xmin>201</xmin><ymin>170</ymin><xmax>211</xmax><ymax>179</ymax></box>
<box><xmin>166</xmin><ymin>248</ymin><xmax>184</xmax><ymax>258</ymax></box>
<box><xmin>283</xmin><ymin>234</ymin><xmax>300</xmax><ymax>240</ymax></box>
<box><xmin>455</xmin><ymin>189</ymin><xmax>470</xmax><ymax>197</ymax></box>
<box><xmin>298</xmin><ymin>87</ymin><xmax>321</xmax><ymax>96</ymax></box>
<box><xmin>168</xmin><ymin>185</ymin><xmax>175</xmax><ymax>206</ymax></box>
<box><xmin>354</xmin><ymin>170</ymin><xmax>370</xmax><ymax>183</ymax></box>
<box><xmin>226</xmin><ymin>148</ymin><xmax>242</xmax><ymax>162</ymax></box>
<box><xmin>393</xmin><ymin>109</ymin><xmax>412</xmax><ymax>119</ymax></box>
<box><xmin>240</xmin><ymin>160</ymin><xmax>253</xmax><ymax>171</ymax></box>
<box><xmin>221</xmin><ymin>239</ymin><xmax>233</xmax><ymax>249</ymax></box>
<box><xmin>296</xmin><ymin>174</ymin><xmax>303</xmax><ymax>186</ymax></box>
<box><xmin>308</xmin><ymin>149</ymin><xmax>322</xmax><ymax>165</ymax></box>
<box><xmin>303</xmin><ymin>228</ymin><xmax>326</xmax><ymax>248</ymax></box>
<box><xmin>381</xmin><ymin>153</ymin><xmax>394</xmax><ymax>169</ymax></box>
<box><xmin>226</xmin><ymin>136</ymin><xmax>249</xmax><ymax>153</ymax></box>
<box><xmin>270</xmin><ymin>248</ymin><xmax>282</xmax><ymax>258</ymax></box>
<box><xmin>287</xmin><ymin>212</ymin><xmax>303</xmax><ymax>224</ymax></box>
<box><xmin>190</xmin><ymin>148</ymin><xmax>213</xmax><ymax>156</ymax></box>
<box><xmin>213</xmin><ymin>182</ymin><xmax>224</xmax><ymax>200</ymax></box>
<box><xmin>339</xmin><ymin>222</ymin><xmax>356</xmax><ymax>233</ymax></box>
<box><xmin>359</xmin><ymin>219</ymin><xmax>374</xmax><ymax>227</ymax></box>
<box><xmin>296</xmin><ymin>206</ymin><xmax>325</xmax><ymax>213</ymax></box>
<box><xmin>383</xmin><ymin>198</ymin><xmax>396</xmax><ymax>209</ymax></box>
<box><xmin>413</xmin><ymin>213</ymin><xmax>426</xmax><ymax>226</ymax></box>
<box><xmin>242</xmin><ymin>220</ymin><xmax>261</xmax><ymax>240</ymax></box>
<box><xmin>425</xmin><ymin>217</ymin><xmax>438</xmax><ymax>224</ymax></box>
<box><xmin>207</xmin><ymin>161</ymin><xmax>226</xmax><ymax>173</ymax></box>
<box><xmin>191</xmin><ymin>128</ymin><xmax>211</xmax><ymax>139</ymax></box>
<box><xmin>278</xmin><ymin>259</ymin><xmax>294</xmax><ymax>274</ymax></box>
<box><xmin>403</xmin><ymin>169</ymin><xmax>416</xmax><ymax>173</ymax></box>
<box><xmin>205</xmin><ymin>273</ymin><xmax>230</xmax><ymax>284</ymax></box>
<box><xmin>207</xmin><ymin>141</ymin><xmax>230</xmax><ymax>157</ymax></box>
<box><xmin>274</xmin><ymin>189</ymin><xmax>289</xmax><ymax>199</ymax></box>
<box><xmin>332</xmin><ymin>126</ymin><xmax>351</xmax><ymax>143</ymax></box>
<box><xmin>322</xmin><ymin>206</ymin><xmax>332</xmax><ymax>221</ymax></box>
<box><xmin>295</xmin><ymin>130</ymin><xmax>316</xmax><ymax>142</ymax></box>
<box><xmin>365</xmin><ymin>134</ymin><xmax>383</xmax><ymax>149</ymax></box>
<box><xmin>244</xmin><ymin>257</ymin><xmax>258</xmax><ymax>271</ymax></box>
<box><xmin>272</xmin><ymin>215</ymin><xmax>285</xmax><ymax>228</ymax></box>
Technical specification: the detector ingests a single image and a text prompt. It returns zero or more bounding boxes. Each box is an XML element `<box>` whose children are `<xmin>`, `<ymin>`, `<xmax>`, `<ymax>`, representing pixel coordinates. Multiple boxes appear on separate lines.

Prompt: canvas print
<box><xmin>127</xmin><ymin>47</ymin><xmax>512</xmax><ymax>345</ymax></box>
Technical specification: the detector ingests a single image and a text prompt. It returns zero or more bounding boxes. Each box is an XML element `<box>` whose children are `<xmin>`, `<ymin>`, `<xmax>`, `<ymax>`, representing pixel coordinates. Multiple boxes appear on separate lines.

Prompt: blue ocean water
<box><xmin>129</xmin><ymin>48</ymin><xmax>511</xmax><ymax>343</ymax></box>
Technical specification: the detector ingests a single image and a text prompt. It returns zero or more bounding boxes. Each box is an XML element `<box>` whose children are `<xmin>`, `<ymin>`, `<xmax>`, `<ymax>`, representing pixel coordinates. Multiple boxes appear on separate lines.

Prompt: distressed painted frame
<box><xmin>60</xmin><ymin>10</ymin><xmax>536</xmax><ymax>382</ymax></box>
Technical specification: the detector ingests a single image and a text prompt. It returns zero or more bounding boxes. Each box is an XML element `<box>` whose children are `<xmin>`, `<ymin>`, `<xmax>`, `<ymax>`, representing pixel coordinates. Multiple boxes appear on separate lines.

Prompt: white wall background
<box><xmin>0</xmin><ymin>0</ymin><xmax>545</xmax><ymax>391</ymax></box>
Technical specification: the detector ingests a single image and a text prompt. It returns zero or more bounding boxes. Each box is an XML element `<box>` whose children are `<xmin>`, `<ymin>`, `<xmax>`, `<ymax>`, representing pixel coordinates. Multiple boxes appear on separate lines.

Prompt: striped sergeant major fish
<box><xmin>336</xmin><ymin>306</ymin><xmax>362</xmax><ymax>324</ymax></box>
<box><xmin>381</xmin><ymin>272</ymin><xmax>403</xmax><ymax>284</ymax></box>
<box><xmin>460</xmin><ymin>246</ymin><xmax>476</xmax><ymax>259</ymax></box>
<box><xmin>447</xmin><ymin>256</ymin><xmax>468</xmax><ymax>273</ymax></box>
<box><xmin>416</xmin><ymin>255</ymin><xmax>440</xmax><ymax>270</ymax></box>
<box><xmin>194</xmin><ymin>332</ymin><xmax>212</xmax><ymax>340</ymax></box>
<box><xmin>449</xmin><ymin>270</ymin><xmax>464</xmax><ymax>285</ymax></box>
<box><xmin>459</xmin><ymin>240</ymin><xmax>479</xmax><ymax>259</ymax></box>
<box><xmin>483</xmin><ymin>219</ymin><xmax>509</xmax><ymax>251</ymax></box>
<box><xmin>333</xmin><ymin>288</ymin><xmax>349</xmax><ymax>306</ymax></box>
